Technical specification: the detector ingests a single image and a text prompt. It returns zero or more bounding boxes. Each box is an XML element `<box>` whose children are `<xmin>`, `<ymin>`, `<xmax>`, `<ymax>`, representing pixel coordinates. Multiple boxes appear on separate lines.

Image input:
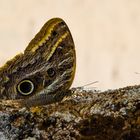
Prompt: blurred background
<box><xmin>0</xmin><ymin>0</ymin><xmax>140</xmax><ymax>90</ymax></box>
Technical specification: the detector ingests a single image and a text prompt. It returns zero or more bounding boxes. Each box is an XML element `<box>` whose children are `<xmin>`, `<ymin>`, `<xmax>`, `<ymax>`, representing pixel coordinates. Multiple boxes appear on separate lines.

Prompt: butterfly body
<box><xmin>0</xmin><ymin>18</ymin><xmax>76</xmax><ymax>107</ymax></box>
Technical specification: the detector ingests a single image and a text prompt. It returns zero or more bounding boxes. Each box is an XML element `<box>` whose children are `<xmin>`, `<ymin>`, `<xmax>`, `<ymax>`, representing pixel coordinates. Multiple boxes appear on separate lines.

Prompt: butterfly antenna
<box><xmin>76</xmin><ymin>81</ymin><xmax>99</xmax><ymax>89</ymax></box>
<box><xmin>81</xmin><ymin>81</ymin><xmax>99</xmax><ymax>87</ymax></box>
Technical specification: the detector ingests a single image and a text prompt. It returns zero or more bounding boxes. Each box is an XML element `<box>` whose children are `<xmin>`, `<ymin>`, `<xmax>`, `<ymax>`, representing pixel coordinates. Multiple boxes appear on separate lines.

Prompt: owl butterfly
<box><xmin>0</xmin><ymin>18</ymin><xmax>76</xmax><ymax>107</ymax></box>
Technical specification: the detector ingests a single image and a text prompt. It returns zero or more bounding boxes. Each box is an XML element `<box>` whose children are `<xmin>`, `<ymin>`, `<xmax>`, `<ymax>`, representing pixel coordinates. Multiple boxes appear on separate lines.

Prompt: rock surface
<box><xmin>0</xmin><ymin>85</ymin><xmax>140</xmax><ymax>140</ymax></box>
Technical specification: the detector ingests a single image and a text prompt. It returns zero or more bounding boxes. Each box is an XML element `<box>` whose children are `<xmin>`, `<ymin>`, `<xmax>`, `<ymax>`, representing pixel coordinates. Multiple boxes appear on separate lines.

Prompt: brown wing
<box><xmin>0</xmin><ymin>18</ymin><xmax>76</xmax><ymax>107</ymax></box>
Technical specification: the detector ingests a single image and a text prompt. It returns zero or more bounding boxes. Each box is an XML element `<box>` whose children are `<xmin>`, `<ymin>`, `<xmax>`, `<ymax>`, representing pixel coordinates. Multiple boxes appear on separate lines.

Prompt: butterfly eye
<box><xmin>17</xmin><ymin>80</ymin><xmax>34</xmax><ymax>95</ymax></box>
<box><xmin>47</xmin><ymin>68</ymin><xmax>56</xmax><ymax>78</ymax></box>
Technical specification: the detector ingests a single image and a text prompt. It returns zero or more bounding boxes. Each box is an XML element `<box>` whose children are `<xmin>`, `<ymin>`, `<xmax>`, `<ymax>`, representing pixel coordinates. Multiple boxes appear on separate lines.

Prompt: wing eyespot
<box><xmin>47</xmin><ymin>68</ymin><xmax>56</xmax><ymax>78</ymax></box>
<box><xmin>17</xmin><ymin>79</ymin><xmax>34</xmax><ymax>96</ymax></box>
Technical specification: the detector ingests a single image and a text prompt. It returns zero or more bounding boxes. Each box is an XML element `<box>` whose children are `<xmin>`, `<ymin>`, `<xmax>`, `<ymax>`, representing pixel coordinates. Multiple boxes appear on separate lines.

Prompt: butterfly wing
<box><xmin>0</xmin><ymin>18</ymin><xmax>76</xmax><ymax>106</ymax></box>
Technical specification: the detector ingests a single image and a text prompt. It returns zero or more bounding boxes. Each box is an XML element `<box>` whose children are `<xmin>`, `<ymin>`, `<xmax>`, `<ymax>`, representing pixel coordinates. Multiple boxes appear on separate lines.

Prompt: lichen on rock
<box><xmin>0</xmin><ymin>85</ymin><xmax>140</xmax><ymax>140</ymax></box>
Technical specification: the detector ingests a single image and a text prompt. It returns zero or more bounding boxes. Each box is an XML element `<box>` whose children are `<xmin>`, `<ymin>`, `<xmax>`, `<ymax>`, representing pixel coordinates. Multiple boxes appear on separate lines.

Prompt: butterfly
<box><xmin>0</xmin><ymin>18</ymin><xmax>76</xmax><ymax>107</ymax></box>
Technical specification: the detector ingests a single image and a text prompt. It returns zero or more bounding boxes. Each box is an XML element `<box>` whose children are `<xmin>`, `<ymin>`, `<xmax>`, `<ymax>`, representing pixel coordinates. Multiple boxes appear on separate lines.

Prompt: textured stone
<box><xmin>0</xmin><ymin>85</ymin><xmax>140</xmax><ymax>140</ymax></box>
